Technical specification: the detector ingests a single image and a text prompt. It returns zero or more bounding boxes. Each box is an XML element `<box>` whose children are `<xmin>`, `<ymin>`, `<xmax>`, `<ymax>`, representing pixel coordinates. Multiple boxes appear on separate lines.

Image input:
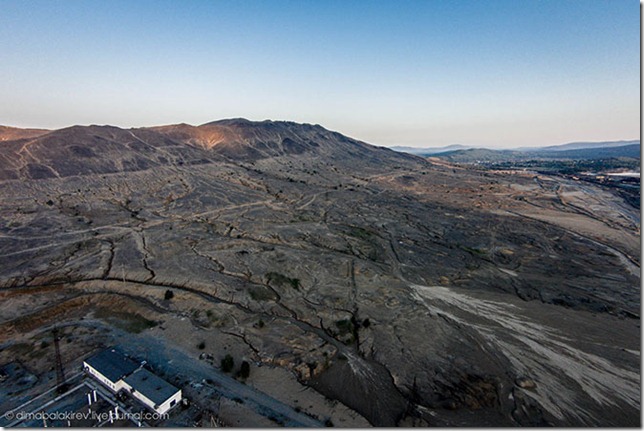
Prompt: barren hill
<box><xmin>151</xmin><ymin>118</ymin><xmax>407</xmax><ymax>162</ymax></box>
<box><xmin>0</xmin><ymin>125</ymin><xmax>49</xmax><ymax>141</ymax></box>
<box><xmin>0</xmin><ymin>120</ymin><xmax>640</xmax><ymax>426</ymax></box>
<box><xmin>0</xmin><ymin>120</ymin><xmax>412</xmax><ymax>180</ymax></box>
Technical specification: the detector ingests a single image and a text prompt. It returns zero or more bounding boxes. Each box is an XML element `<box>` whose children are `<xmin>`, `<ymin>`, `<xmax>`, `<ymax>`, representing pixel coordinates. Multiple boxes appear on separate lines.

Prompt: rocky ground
<box><xmin>0</xmin><ymin>120</ymin><xmax>640</xmax><ymax>426</ymax></box>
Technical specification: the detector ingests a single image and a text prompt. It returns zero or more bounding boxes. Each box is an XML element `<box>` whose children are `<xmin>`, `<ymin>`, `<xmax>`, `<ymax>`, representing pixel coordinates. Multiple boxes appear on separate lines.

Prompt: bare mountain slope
<box><xmin>150</xmin><ymin>118</ymin><xmax>411</xmax><ymax>163</ymax></box>
<box><xmin>0</xmin><ymin>120</ymin><xmax>416</xmax><ymax>180</ymax></box>
<box><xmin>0</xmin><ymin>124</ymin><xmax>222</xmax><ymax>180</ymax></box>
<box><xmin>0</xmin><ymin>120</ymin><xmax>640</xmax><ymax>426</ymax></box>
<box><xmin>0</xmin><ymin>125</ymin><xmax>50</xmax><ymax>141</ymax></box>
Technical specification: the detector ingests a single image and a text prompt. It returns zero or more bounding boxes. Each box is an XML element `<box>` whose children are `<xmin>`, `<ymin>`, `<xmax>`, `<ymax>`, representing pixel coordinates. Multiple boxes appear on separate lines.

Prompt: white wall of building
<box><xmin>83</xmin><ymin>362</ymin><xmax>117</xmax><ymax>391</ymax></box>
<box><xmin>156</xmin><ymin>390</ymin><xmax>182</xmax><ymax>415</ymax></box>
<box><xmin>127</xmin><ymin>386</ymin><xmax>181</xmax><ymax>415</ymax></box>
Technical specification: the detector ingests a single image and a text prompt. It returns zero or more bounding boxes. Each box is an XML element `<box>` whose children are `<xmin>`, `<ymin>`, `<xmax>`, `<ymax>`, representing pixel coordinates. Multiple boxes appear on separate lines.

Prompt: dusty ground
<box><xmin>0</xmin><ymin>121</ymin><xmax>640</xmax><ymax>426</ymax></box>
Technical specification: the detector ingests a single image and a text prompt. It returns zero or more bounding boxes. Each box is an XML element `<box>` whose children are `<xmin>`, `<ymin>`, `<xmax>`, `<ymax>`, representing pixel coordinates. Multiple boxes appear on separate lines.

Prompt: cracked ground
<box><xmin>0</xmin><ymin>123</ymin><xmax>640</xmax><ymax>426</ymax></box>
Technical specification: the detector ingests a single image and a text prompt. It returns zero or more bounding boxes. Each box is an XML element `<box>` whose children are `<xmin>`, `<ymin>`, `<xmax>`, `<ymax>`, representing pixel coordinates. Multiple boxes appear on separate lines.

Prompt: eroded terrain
<box><xmin>0</xmin><ymin>121</ymin><xmax>640</xmax><ymax>426</ymax></box>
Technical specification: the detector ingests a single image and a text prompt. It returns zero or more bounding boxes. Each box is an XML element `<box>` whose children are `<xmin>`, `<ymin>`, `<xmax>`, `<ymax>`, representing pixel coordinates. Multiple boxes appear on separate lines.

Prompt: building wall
<box><xmin>120</xmin><ymin>379</ymin><xmax>133</xmax><ymax>393</ymax></box>
<box><xmin>83</xmin><ymin>362</ymin><xmax>117</xmax><ymax>391</ymax></box>
<box><xmin>156</xmin><ymin>390</ymin><xmax>182</xmax><ymax>415</ymax></box>
<box><xmin>114</xmin><ymin>379</ymin><xmax>130</xmax><ymax>392</ymax></box>
<box><xmin>129</xmin><ymin>388</ymin><xmax>181</xmax><ymax>415</ymax></box>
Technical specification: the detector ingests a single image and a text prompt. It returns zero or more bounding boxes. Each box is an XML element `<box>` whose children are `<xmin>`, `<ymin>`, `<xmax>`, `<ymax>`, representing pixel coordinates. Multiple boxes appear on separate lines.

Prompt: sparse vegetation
<box><xmin>238</xmin><ymin>360</ymin><xmax>250</xmax><ymax>379</ymax></box>
<box><xmin>1</xmin><ymin>118</ymin><xmax>640</xmax><ymax>427</ymax></box>
<box><xmin>249</xmin><ymin>285</ymin><xmax>276</xmax><ymax>301</ymax></box>
<box><xmin>346</xmin><ymin>226</ymin><xmax>373</xmax><ymax>240</ymax></box>
<box><xmin>94</xmin><ymin>309</ymin><xmax>157</xmax><ymax>334</ymax></box>
<box><xmin>459</xmin><ymin>245</ymin><xmax>487</xmax><ymax>256</ymax></box>
<box><xmin>221</xmin><ymin>354</ymin><xmax>234</xmax><ymax>372</ymax></box>
<box><xmin>335</xmin><ymin>318</ymin><xmax>353</xmax><ymax>335</ymax></box>
<box><xmin>266</xmin><ymin>272</ymin><xmax>301</xmax><ymax>290</ymax></box>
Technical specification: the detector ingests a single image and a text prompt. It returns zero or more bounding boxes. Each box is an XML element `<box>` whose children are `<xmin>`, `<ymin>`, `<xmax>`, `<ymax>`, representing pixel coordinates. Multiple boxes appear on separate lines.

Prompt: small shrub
<box><xmin>334</xmin><ymin>319</ymin><xmax>353</xmax><ymax>335</ymax></box>
<box><xmin>164</xmin><ymin>289</ymin><xmax>174</xmax><ymax>300</ymax></box>
<box><xmin>197</xmin><ymin>341</ymin><xmax>205</xmax><ymax>350</ymax></box>
<box><xmin>249</xmin><ymin>286</ymin><xmax>275</xmax><ymax>301</ymax></box>
<box><xmin>239</xmin><ymin>360</ymin><xmax>250</xmax><ymax>379</ymax></box>
<box><xmin>346</xmin><ymin>226</ymin><xmax>372</xmax><ymax>240</ymax></box>
<box><xmin>221</xmin><ymin>354</ymin><xmax>234</xmax><ymax>373</ymax></box>
<box><xmin>266</xmin><ymin>272</ymin><xmax>300</xmax><ymax>290</ymax></box>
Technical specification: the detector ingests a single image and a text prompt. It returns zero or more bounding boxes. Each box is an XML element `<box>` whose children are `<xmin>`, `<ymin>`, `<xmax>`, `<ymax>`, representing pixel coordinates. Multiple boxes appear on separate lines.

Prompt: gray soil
<box><xmin>0</xmin><ymin>120</ymin><xmax>639</xmax><ymax>426</ymax></box>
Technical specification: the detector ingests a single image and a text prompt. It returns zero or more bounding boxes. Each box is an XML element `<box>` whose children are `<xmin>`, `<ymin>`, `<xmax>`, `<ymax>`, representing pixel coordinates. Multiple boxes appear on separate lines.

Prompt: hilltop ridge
<box><xmin>0</xmin><ymin>120</ymin><xmax>418</xmax><ymax>180</ymax></box>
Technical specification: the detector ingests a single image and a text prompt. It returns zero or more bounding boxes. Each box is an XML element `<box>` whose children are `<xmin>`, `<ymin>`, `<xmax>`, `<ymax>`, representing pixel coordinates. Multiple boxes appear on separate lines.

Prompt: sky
<box><xmin>0</xmin><ymin>0</ymin><xmax>639</xmax><ymax>148</ymax></box>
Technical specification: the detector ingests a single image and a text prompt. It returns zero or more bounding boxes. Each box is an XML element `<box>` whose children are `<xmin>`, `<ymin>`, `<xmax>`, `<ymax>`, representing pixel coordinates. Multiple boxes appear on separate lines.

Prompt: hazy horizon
<box><xmin>1</xmin><ymin>118</ymin><xmax>638</xmax><ymax>151</ymax></box>
<box><xmin>1</xmin><ymin>0</ymin><xmax>639</xmax><ymax>149</ymax></box>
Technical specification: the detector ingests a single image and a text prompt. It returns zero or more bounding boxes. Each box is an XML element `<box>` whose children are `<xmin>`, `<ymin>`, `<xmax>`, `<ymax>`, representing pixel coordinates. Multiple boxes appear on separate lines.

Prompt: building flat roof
<box><xmin>124</xmin><ymin>368</ymin><xmax>179</xmax><ymax>406</ymax></box>
<box><xmin>84</xmin><ymin>348</ymin><xmax>140</xmax><ymax>383</ymax></box>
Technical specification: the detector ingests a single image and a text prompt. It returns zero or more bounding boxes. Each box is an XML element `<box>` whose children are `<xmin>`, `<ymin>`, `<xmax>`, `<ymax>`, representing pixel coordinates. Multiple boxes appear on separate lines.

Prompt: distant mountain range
<box><xmin>389</xmin><ymin>144</ymin><xmax>472</xmax><ymax>155</ymax></box>
<box><xmin>435</xmin><ymin>144</ymin><xmax>640</xmax><ymax>164</ymax></box>
<box><xmin>391</xmin><ymin>140</ymin><xmax>640</xmax><ymax>157</ymax></box>
<box><xmin>518</xmin><ymin>140</ymin><xmax>640</xmax><ymax>152</ymax></box>
<box><xmin>1</xmin><ymin>122</ymin><xmax>638</xmax><ymax>171</ymax></box>
<box><xmin>391</xmin><ymin>140</ymin><xmax>640</xmax><ymax>162</ymax></box>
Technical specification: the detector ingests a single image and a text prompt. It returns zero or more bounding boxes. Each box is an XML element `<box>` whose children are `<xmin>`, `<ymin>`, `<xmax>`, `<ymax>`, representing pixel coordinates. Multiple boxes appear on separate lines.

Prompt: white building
<box><xmin>83</xmin><ymin>348</ymin><xmax>140</xmax><ymax>392</ymax></box>
<box><xmin>83</xmin><ymin>348</ymin><xmax>182</xmax><ymax>415</ymax></box>
<box><xmin>123</xmin><ymin>368</ymin><xmax>182</xmax><ymax>415</ymax></box>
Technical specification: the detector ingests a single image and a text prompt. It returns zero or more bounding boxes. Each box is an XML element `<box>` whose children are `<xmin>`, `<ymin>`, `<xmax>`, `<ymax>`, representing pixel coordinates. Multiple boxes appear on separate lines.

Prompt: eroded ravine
<box><xmin>410</xmin><ymin>284</ymin><xmax>640</xmax><ymax>426</ymax></box>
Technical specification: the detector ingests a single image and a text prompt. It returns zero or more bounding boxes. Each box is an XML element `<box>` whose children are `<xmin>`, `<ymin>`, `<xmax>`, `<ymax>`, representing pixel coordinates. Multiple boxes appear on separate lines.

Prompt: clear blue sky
<box><xmin>0</xmin><ymin>0</ymin><xmax>639</xmax><ymax>148</ymax></box>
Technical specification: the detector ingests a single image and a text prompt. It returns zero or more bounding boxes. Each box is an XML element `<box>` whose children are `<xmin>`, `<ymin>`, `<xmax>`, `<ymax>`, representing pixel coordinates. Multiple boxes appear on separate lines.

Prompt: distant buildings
<box><xmin>83</xmin><ymin>348</ymin><xmax>181</xmax><ymax>415</ymax></box>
